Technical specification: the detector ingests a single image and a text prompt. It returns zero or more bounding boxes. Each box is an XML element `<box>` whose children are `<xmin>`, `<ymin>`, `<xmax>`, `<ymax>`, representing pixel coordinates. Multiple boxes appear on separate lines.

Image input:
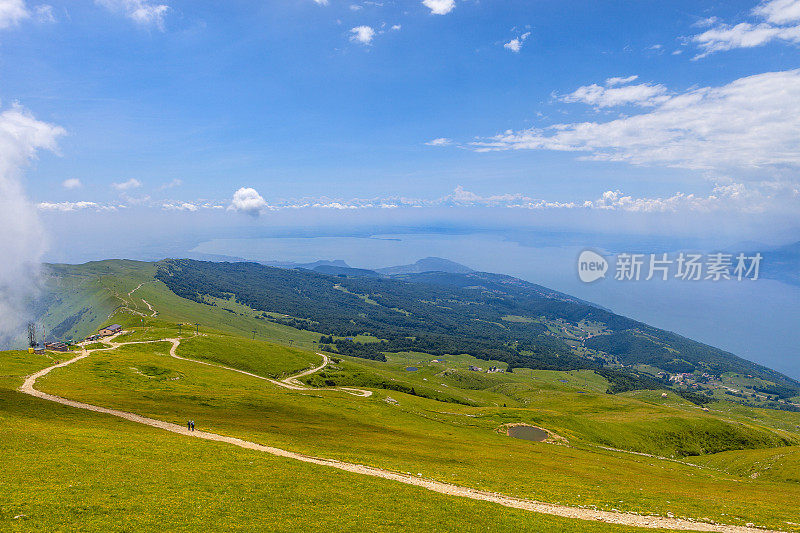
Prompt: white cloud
<box><xmin>162</xmin><ymin>201</ymin><xmax>198</xmax><ymax>211</ymax></box>
<box><xmin>313</xmin><ymin>0</ymin><xmax>329</xmax><ymax>5</ymax></box>
<box><xmin>605</xmin><ymin>75</ymin><xmax>639</xmax><ymax>86</ymax></box>
<box><xmin>422</xmin><ymin>0</ymin><xmax>454</xmax><ymax>15</ymax></box>
<box><xmin>753</xmin><ymin>0</ymin><xmax>800</xmax><ymax>24</ymax></box>
<box><xmin>503</xmin><ymin>32</ymin><xmax>530</xmax><ymax>53</ymax></box>
<box><xmin>37</xmin><ymin>201</ymin><xmax>102</xmax><ymax>211</ymax></box>
<box><xmin>229</xmin><ymin>187</ymin><xmax>268</xmax><ymax>216</ymax></box>
<box><xmin>693</xmin><ymin>22</ymin><xmax>800</xmax><ymax>57</ymax></box>
<box><xmin>95</xmin><ymin>0</ymin><xmax>169</xmax><ymax>30</ymax></box>
<box><xmin>559</xmin><ymin>78</ymin><xmax>669</xmax><ymax>108</ymax></box>
<box><xmin>0</xmin><ymin>0</ymin><xmax>29</xmax><ymax>28</ymax></box>
<box><xmin>425</xmin><ymin>137</ymin><xmax>452</xmax><ymax>146</ymax></box>
<box><xmin>0</xmin><ymin>103</ymin><xmax>64</xmax><ymax>341</ymax></box>
<box><xmin>62</xmin><ymin>178</ymin><xmax>82</xmax><ymax>189</ymax></box>
<box><xmin>34</xmin><ymin>4</ymin><xmax>54</xmax><ymax>23</ymax></box>
<box><xmin>691</xmin><ymin>0</ymin><xmax>800</xmax><ymax>57</ymax></box>
<box><xmin>223</xmin><ymin>184</ymin><xmax>798</xmax><ymax>213</ymax></box>
<box><xmin>112</xmin><ymin>178</ymin><xmax>142</xmax><ymax>190</ymax></box>
<box><xmin>583</xmin><ymin>181</ymin><xmax>799</xmax><ymax>213</ymax></box>
<box><xmin>349</xmin><ymin>25</ymin><xmax>375</xmax><ymax>44</ymax></box>
<box><xmin>693</xmin><ymin>16</ymin><xmax>720</xmax><ymax>28</ymax></box>
<box><xmin>391</xmin><ymin>24</ymin><xmax>401</xmax><ymax>30</ymax></box>
<box><xmin>33</xmin><ymin>183</ymin><xmax>800</xmax><ymax>216</ymax></box>
<box><xmin>472</xmin><ymin>70</ymin><xmax>800</xmax><ymax>174</ymax></box>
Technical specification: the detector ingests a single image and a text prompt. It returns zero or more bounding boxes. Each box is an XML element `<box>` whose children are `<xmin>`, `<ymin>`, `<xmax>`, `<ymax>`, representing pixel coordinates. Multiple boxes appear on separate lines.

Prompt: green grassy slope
<box><xmin>1</xmin><ymin>354</ymin><xmax>647</xmax><ymax>533</ymax></box>
<box><xmin>690</xmin><ymin>446</ymin><xmax>800</xmax><ymax>483</ymax></box>
<box><xmin>16</xmin><ymin>337</ymin><xmax>799</xmax><ymax>531</ymax></box>
<box><xmin>9</xmin><ymin>258</ymin><xmax>800</xmax><ymax>531</ymax></box>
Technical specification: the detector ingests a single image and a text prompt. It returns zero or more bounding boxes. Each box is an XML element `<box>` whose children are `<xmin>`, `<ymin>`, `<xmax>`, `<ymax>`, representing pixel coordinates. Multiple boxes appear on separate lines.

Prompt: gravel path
<box><xmin>18</xmin><ymin>339</ymin><xmax>781</xmax><ymax>533</ymax></box>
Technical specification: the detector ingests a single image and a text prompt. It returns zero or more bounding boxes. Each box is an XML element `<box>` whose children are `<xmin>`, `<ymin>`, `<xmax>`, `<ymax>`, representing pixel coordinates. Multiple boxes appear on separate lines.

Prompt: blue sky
<box><xmin>1</xmin><ymin>0</ymin><xmax>799</xmax><ymax>235</ymax></box>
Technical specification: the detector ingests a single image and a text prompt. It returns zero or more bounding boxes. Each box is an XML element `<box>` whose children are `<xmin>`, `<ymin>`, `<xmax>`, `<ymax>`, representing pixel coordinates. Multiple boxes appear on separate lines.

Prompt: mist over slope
<box><xmin>0</xmin><ymin>105</ymin><xmax>64</xmax><ymax>344</ymax></box>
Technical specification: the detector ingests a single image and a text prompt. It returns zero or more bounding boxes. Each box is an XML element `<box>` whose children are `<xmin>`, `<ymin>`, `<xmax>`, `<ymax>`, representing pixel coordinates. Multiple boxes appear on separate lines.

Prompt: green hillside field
<box><xmin>4</xmin><ymin>259</ymin><xmax>800</xmax><ymax>531</ymax></box>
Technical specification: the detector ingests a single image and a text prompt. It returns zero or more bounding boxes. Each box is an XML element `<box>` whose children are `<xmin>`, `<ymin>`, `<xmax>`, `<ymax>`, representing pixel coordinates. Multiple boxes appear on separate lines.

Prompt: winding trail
<box><xmin>18</xmin><ymin>337</ymin><xmax>781</xmax><ymax>533</ymax></box>
<box><xmin>161</xmin><ymin>337</ymin><xmax>372</xmax><ymax>397</ymax></box>
<box><xmin>127</xmin><ymin>282</ymin><xmax>158</xmax><ymax>317</ymax></box>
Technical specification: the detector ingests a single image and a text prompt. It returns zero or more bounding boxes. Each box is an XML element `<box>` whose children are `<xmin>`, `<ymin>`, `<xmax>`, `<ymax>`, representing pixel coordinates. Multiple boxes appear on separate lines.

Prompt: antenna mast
<box><xmin>27</xmin><ymin>323</ymin><xmax>37</xmax><ymax>348</ymax></box>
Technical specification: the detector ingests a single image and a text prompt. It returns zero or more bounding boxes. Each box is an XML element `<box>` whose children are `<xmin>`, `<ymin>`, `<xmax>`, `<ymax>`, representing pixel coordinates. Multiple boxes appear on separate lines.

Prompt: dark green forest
<box><xmin>155</xmin><ymin>259</ymin><xmax>799</xmax><ymax>394</ymax></box>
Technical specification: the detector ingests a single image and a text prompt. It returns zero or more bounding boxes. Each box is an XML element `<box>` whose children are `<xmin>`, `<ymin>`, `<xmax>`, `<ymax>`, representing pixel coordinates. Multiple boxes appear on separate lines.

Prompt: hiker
<box><xmin>187</xmin><ymin>421</ymin><xmax>191</xmax><ymax>431</ymax></box>
<box><xmin>190</xmin><ymin>420</ymin><xmax>195</xmax><ymax>432</ymax></box>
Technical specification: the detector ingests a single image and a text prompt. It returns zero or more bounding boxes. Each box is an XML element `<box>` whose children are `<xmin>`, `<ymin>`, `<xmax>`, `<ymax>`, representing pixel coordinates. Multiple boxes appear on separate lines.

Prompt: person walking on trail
<box><xmin>187</xmin><ymin>421</ymin><xmax>191</xmax><ymax>431</ymax></box>
<box><xmin>190</xmin><ymin>420</ymin><xmax>195</xmax><ymax>432</ymax></box>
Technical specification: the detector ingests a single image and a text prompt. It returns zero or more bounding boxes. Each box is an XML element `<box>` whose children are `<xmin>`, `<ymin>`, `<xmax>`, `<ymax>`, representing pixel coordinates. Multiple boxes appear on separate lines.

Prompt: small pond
<box><xmin>507</xmin><ymin>425</ymin><xmax>549</xmax><ymax>442</ymax></box>
<box><xmin>405</xmin><ymin>366</ymin><xmax>418</xmax><ymax>371</ymax></box>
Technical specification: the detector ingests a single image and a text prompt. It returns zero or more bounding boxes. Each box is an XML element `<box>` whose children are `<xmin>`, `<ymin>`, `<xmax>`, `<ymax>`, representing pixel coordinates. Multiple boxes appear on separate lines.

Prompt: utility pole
<box><xmin>177</xmin><ymin>323</ymin><xmax>183</xmax><ymax>336</ymax></box>
<box><xmin>194</xmin><ymin>323</ymin><xmax>199</xmax><ymax>335</ymax></box>
<box><xmin>252</xmin><ymin>330</ymin><xmax>256</xmax><ymax>340</ymax></box>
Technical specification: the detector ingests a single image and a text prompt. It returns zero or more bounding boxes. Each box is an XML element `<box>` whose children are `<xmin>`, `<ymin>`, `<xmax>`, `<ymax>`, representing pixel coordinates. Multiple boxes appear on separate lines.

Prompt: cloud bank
<box><xmin>0</xmin><ymin>104</ymin><xmax>64</xmax><ymax>341</ymax></box>
<box><xmin>213</xmin><ymin>182</ymin><xmax>798</xmax><ymax>217</ymax></box>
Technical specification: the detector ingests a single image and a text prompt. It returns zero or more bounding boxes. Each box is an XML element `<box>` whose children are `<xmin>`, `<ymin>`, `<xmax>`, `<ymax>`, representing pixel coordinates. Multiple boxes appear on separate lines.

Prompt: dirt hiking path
<box><xmin>18</xmin><ymin>338</ymin><xmax>781</xmax><ymax>533</ymax></box>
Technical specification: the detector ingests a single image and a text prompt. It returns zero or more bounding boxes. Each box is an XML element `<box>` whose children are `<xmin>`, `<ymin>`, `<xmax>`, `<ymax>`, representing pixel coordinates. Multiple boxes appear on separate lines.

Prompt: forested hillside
<box><xmin>155</xmin><ymin>259</ymin><xmax>800</xmax><ymax>395</ymax></box>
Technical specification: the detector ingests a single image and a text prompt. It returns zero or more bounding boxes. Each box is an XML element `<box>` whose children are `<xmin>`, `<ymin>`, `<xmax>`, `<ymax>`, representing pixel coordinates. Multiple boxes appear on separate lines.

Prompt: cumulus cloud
<box><xmin>350</xmin><ymin>25</ymin><xmax>375</xmax><ymax>44</ymax></box>
<box><xmin>37</xmin><ymin>201</ymin><xmax>104</xmax><ymax>211</ymax></box>
<box><xmin>503</xmin><ymin>32</ymin><xmax>530</xmax><ymax>52</ymax></box>
<box><xmin>437</xmin><ymin>184</ymin><xmax>794</xmax><ymax>213</ymax></box>
<box><xmin>0</xmin><ymin>104</ymin><xmax>64</xmax><ymax>342</ymax></box>
<box><xmin>558</xmin><ymin>77</ymin><xmax>669</xmax><ymax>108</ymax></box>
<box><xmin>0</xmin><ymin>0</ymin><xmax>29</xmax><ymax>28</ymax></box>
<box><xmin>471</xmin><ymin>70</ymin><xmax>800</xmax><ymax>174</ymax></box>
<box><xmin>425</xmin><ymin>137</ymin><xmax>452</xmax><ymax>146</ymax></box>
<box><xmin>214</xmin><ymin>183</ymin><xmax>798</xmax><ymax>214</ymax></box>
<box><xmin>34</xmin><ymin>183</ymin><xmax>800</xmax><ymax>216</ymax></box>
<box><xmin>229</xmin><ymin>187</ymin><xmax>268</xmax><ymax>216</ymax></box>
<box><xmin>391</xmin><ymin>24</ymin><xmax>401</xmax><ymax>30</ymax></box>
<box><xmin>95</xmin><ymin>0</ymin><xmax>169</xmax><ymax>30</ymax></box>
<box><xmin>313</xmin><ymin>0</ymin><xmax>329</xmax><ymax>5</ymax></box>
<box><xmin>62</xmin><ymin>178</ymin><xmax>82</xmax><ymax>189</ymax></box>
<box><xmin>112</xmin><ymin>178</ymin><xmax>142</xmax><ymax>190</ymax></box>
<box><xmin>692</xmin><ymin>0</ymin><xmax>800</xmax><ymax>57</ymax></box>
<box><xmin>422</xmin><ymin>0</ymin><xmax>455</xmax><ymax>15</ymax></box>
<box><xmin>583</xmin><ymin>181</ymin><xmax>800</xmax><ymax>213</ymax></box>
<box><xmin>162</xmin><ymin>201</ymin><xmax>198</xmax><ymax>211</ymax></box>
